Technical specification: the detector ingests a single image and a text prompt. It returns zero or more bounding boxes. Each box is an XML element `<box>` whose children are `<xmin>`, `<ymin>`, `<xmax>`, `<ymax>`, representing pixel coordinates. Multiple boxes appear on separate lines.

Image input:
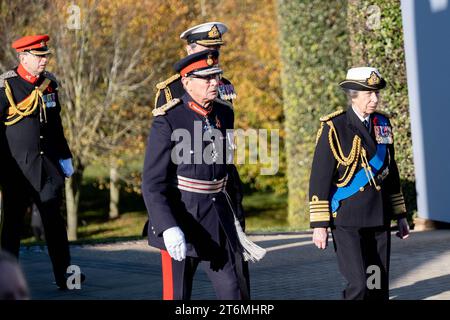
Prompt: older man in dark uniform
<box><xmin>142</xmin><ymin>50</ymin><xmax>265</xmax><ymax>300</ymax></box>
<box><xmin>309</xmin><ymin>67</ymin><xmax>410</xmax><ymax>300</ymax></box>
<box><xmin>144</xmin><ymin>23</ymin><xmax>238</xmax><ymax>239</ymax></box>
<box><xmin>144</xmin><ymin>22</ymin><xmax>242</xmax><ymax>246</ymax></box>
<box><xmin>0</xmin><ymin>35</ymin><xmax>78</xmax><ymax>289</ymax></box>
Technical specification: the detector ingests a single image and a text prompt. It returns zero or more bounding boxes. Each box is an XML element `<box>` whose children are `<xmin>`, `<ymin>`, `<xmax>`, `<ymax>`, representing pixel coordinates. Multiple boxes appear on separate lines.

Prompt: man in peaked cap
<box><xmin>143</xmin><ymin>21</ymin><xmax>240</xmax><ymax>237</ymax></box>
<box><xmin>180</xmin><ymin>21</ymin><xmax>228</xmax><ymax>47</ymax></box>
<box><xmin>144</xmin><ymin>21</ymin><xmax>243</xmax><ymax>253</ymax></box>
<box><xmin>142</xmin><ymin>50</ymin><xmax>265</xmax><ymax>300</ymax></box>
<box><xmin>153</xmin><ymin>21</ymin><xmax>236</xmax><ymax>111</ymax></box>
<box><xmin>0</xmin><ymin>35</ymin><xmax>83</xmax><ymax>290</ymax></box>
<box><xmin>309</xmin><ymin>67</ymin><xmax>410</xmax><ymax>300</ymax></box>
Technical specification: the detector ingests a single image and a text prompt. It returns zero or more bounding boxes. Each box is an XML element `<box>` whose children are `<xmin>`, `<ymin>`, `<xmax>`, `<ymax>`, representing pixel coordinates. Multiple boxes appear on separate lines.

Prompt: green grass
<box><xmin>77</xmin><ymin>211</ymin><xmax>147</xmax><ymax>240</ymax></box>
<box><xmin>244</xmin><ymin>192</ymin><xmax>289</xmax><ymax>231</ymax></box>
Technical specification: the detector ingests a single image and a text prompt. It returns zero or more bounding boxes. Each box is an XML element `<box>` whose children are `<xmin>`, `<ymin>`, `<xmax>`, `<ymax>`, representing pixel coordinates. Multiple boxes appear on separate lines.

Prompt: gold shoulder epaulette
<box><xmin>156</xmin><ymin>74</ymin><xmax>180</xmax><ymax>90</ymax></box>
<box><xmin>315</xmin><ymin>108</ymin><xmax>345</xmax><ymax>146</ymax></box>
<box><xmin>319</xmin><ymin>109</ymin><xmax>345</xmax><ymax>122</ymax></box>
<box><xmin>152</xmin><ymin>98</ymin><xmax>181</xmax><ymax>116</ymax></box>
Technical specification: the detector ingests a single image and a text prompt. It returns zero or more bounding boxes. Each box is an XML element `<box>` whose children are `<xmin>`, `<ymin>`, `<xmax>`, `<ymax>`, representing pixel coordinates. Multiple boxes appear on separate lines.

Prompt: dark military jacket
<box><xmin>142</xmin><ymin>73</ymin><xmax>241</xmax><ymax>237</ymax></box>
<box><xmin>0</xmin><ymin>68</ymin><xmax>72</xmax><ymax>193</ymax></box>
<box><xmin>309</xmin><ymin>107</ymin><xmax>407</xmax><ymax>229</ymax></box>
<box><xmin>142</xmin><ymin>93</ymin><xmax>244</xmax><ymax>258</ymax></box>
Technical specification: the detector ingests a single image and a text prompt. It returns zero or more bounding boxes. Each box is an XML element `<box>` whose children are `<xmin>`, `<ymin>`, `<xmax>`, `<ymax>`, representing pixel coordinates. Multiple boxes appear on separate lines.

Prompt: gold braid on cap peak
<box><xmin>196</xmin><ymin>39</ymin><xmax>224</xmax><ymax>46</ymax></box>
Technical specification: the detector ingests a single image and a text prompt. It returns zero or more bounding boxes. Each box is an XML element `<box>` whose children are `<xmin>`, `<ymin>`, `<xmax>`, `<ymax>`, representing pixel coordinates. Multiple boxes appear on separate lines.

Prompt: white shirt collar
<box><xmin>352</xmin><ymin>105</ymin><xmax>370</xmax><ymax>123</ymax></box>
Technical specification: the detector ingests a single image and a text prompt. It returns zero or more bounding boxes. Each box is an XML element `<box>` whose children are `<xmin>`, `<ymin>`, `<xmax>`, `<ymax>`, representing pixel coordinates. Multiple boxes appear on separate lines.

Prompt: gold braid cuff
<box><xmin>309</xmin><ymin>196</ymin><xmax>331</xmax><ymax>222</ymax></box>
<box><xmin>390</xmin><ymin>192</ymin><xmax>407</xmax><ymax>214</ymax></box>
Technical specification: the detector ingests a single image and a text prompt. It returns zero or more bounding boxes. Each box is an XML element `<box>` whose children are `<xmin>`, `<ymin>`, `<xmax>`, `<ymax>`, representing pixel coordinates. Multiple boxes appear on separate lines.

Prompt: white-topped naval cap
<box><xmin>346</xmin><ymin>67</ymin><xmax>382</xmax><ymax>81</ymax></box>
<box><xmin>340</xmin><ymin>66</ymin><xmax>386</xmax><ymax>91</ymax></box>
<box><xmin>180</xmin><ymin>22</ymin><xmax>228</xmax><ymax>46</ymax></box>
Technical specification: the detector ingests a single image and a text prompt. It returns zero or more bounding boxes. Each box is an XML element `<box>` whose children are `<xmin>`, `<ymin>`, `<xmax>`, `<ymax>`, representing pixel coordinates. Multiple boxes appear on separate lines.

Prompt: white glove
<box><xmin>59</xmin><ymin>158</ymin><xmax>74</xmax><ymax>178</ymax></box>
<box><xmin>162</xmin><ymin>226</ymin><xmax>187</xmax><ymax>261</ymax></box>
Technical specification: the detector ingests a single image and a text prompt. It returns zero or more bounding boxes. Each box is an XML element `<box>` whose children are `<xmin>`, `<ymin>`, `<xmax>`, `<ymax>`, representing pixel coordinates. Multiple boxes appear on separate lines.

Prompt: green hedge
<box><xmin>347</xmin><ymin>0</ymin><xmax>416</xmax><ymax>216</ymax></box>
<box><xmin>278</xmin><ymin>0</ymin><xmax>416</xmax><ymax>225</ymax></box>
<box><xmin>277</xmin><ymin>0</ymin><xmax>349</xmax><ymax>225</ymax></box>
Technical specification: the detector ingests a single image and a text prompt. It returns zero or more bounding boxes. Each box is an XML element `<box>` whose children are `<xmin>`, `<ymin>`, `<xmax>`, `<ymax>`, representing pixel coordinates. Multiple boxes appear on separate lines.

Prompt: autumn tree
<box><xmin>43</xmin><ymin>0</ymin><xmax>190</xmax><ymax>239</ymax></box>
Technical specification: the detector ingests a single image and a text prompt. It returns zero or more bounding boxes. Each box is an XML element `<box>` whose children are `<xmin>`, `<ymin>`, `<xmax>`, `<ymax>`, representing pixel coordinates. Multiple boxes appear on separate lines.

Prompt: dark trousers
<box><xmin>0</xmin><ymin>175</ymin><xmax>71</xmax><ymax>286</ymax></box>
<box><xmin>160</xmin><ymin>238</ymin><xmax>243</xmax><ymax>300</ymax></box>
<box><xmin>332</xmin><ymin>225</ymin><xmax>391</xmax><ymax>300</ymax></box>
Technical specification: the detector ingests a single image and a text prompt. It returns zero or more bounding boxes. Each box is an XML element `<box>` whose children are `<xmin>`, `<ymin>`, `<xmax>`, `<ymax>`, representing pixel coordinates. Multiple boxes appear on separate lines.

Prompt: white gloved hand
<box><xmin>59</xmin><ymin>158</ymin><xmax>74</xmax><ymax>178</ymax></box>
<box><xmin>162</xmin><ymin>226</ymin><xmax>187</xmax><ymax>261</ymax></box>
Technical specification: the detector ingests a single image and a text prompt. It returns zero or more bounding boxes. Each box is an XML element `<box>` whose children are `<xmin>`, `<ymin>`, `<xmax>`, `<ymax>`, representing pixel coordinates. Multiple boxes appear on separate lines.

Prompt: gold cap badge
<box><xmin>208</xmin><ymin>25</ymin><xmax>220</xmax><ymax>39</ymax></box>
<box><xmin>206</xmin><ymin>54</ymin><xmax>214</xmax><ymax>66</ymax></box>
<box><xmin>367</xmin><ymin>71</ymin><xmax>381</xmax><ymax>86</ymax></box>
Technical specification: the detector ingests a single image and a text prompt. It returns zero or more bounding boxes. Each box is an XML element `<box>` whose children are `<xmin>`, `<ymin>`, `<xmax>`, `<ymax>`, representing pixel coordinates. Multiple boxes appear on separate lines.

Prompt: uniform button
<box><xmin>40</xmin><ymin>151</ymin><xmax>44</xmax><ymax>155</ymax></box>
<box><xmin>212</xmin><ymin>197</ymin><xmax>216</xmax><ymax>202</ymax></box>
<box><xmin>213</xmin><ymin>179</ymin><xmax>217</xmax><ymax>182</ymax></box>
<box><xmin>40</xmin><ymin>135</ymin><xmax>43</xmax><ymax>139</ymax></box>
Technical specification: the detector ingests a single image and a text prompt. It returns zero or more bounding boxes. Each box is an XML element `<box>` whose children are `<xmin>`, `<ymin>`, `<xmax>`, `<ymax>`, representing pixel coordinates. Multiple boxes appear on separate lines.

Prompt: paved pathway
<box><xmin>18</xmin><ymin>230</ymin><xmax>450</xmax><ymax>300</ymax></box>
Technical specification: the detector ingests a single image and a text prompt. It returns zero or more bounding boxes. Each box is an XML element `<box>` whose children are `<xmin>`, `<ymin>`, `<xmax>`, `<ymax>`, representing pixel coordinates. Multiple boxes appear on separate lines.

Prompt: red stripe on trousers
<box><xmin>161</xmin><ymin>250</ymin><xmax>174</xmax><ymax>300</ymax></box>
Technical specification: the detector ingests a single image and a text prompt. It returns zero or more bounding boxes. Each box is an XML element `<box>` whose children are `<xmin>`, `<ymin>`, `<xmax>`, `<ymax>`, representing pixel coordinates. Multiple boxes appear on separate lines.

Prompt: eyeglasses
<box><xmin>27</xmin><ymin>52</ymin><xmax>51</xmax><ymax>60</ymax></box>
<box><xmin>189</xmin><ymin>74</ymin><xmax>222</xmax><ymax>82</ymax></box>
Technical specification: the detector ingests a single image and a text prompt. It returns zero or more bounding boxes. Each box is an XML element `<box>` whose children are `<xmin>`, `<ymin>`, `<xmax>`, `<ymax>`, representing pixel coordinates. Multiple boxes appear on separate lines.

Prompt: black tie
<box><xmin>363</xmin><ymin>120</ymin><xmax>369</xmax><ymax>130</ymax></box>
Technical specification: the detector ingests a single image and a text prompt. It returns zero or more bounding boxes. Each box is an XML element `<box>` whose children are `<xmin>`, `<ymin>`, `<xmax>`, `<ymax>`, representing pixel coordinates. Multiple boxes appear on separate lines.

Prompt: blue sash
<box><xmin>330</xmin><ymin>144</ymin><xmax>386</xmax><ymax>213</ymax></box>
<box><xmin>330</xmin><ymin>114</ymin><xmax>390</xmax><ymax>213</ymax></box>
